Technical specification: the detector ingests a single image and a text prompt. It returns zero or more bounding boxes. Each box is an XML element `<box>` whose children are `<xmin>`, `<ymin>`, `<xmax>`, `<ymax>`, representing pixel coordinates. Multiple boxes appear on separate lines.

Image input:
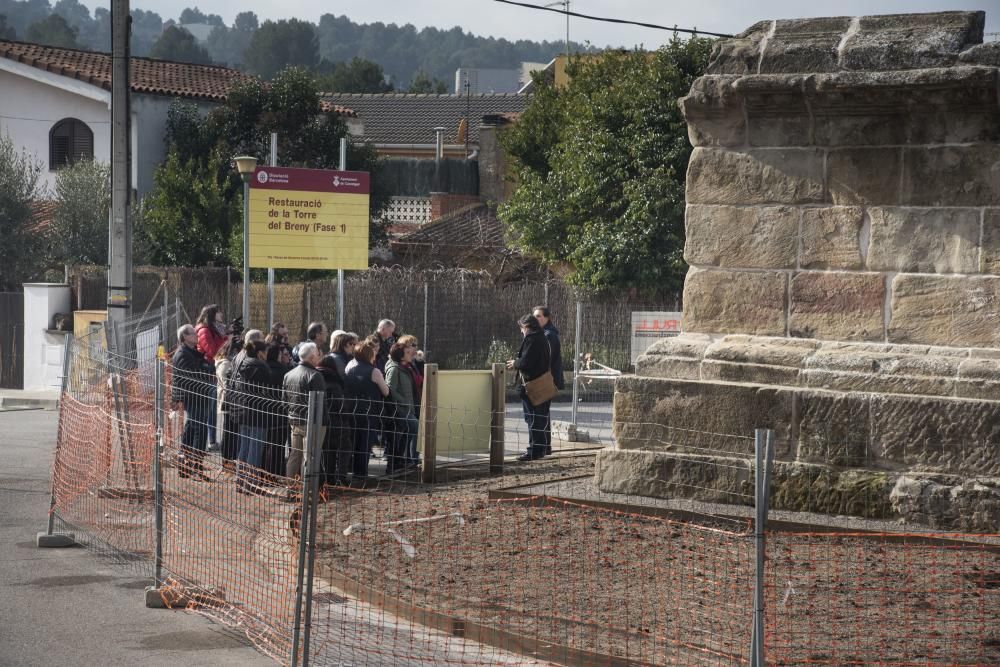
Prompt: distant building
<box><xmin>0</xmin><ymin>39</ymin><xmax>357</xmax><ymax>196</ymax></box>
<box><xmin>319</xmin><ymin>92</ymin><xmax>527</xmax><ymax>159</ymax></box>
<box><xmin>454</xmin><ymin>64</ymin><xmax>549</xmax><ymax>94</ymax></box>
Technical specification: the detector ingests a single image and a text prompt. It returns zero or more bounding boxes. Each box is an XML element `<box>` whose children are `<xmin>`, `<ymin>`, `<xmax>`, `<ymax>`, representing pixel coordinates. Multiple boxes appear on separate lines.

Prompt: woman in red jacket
<box><xmin>195</xmin><ymin>304</ymin><xmax>229</xmax><ymax>449</ymax></box>
<box><xmin>195</xmin><ymin>304</ymin><xmax>228</xmax><ymax>363</ymax></box>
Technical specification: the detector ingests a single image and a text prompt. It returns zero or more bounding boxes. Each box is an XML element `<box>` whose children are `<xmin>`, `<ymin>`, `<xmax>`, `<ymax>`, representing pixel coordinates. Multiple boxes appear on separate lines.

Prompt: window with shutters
<box><xmin>49</xmin><ymin>118</ymin><xmax>94</xmax><ymax>170</ymax></box>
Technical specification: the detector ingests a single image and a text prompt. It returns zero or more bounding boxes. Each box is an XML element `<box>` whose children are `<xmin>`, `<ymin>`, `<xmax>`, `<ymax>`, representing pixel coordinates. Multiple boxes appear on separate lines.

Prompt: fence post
<box><xmin>420</xmin><ymin>364</ymin><xmax>438</xmax><ymax>484</ymax></box>
<box><xmin>300</xmin><ymin>390</ymin><xmax>324</xmax><ymax>667</ymax></box>
<box><xmin>143</xmin><ymin>357</ymin><xmax>167</xmax><ymax>607</ymax></box>
<box><xmin>267</xmin><ymin>269</ymin><xmax>275</xmax><ymax>330</ymax></box>
<box><xmin>305</xmin><ymin>284</ymin><xmax>312</xmax><ymax>330</ymax></box>
<box><xmin>570</xmin><ymin>300</ymin><xmax>582</xmax><ymax>428</ymax></box>
<box><xmin>490</xmin><ymin>363</ymin><xmax>505</xmax><ymax>475</ymax></box>
<box><xmin>750</xmin><ymin>428</ymin><xmax>775</xmax><ymax>667</ymax></box>
<box><xmin>291</xmin><ymin>390</ymin><xmax>324</xmax><ymax>666</ymax></box>
<box><xmin>37</xmin><ymin>334</ymin><xmax>76</xmax><ymax>548</ymax></box>
<box><xmin>423</xmin><ymin>281</ymin><xmax>429</xmax><ymax>358</ymax></box>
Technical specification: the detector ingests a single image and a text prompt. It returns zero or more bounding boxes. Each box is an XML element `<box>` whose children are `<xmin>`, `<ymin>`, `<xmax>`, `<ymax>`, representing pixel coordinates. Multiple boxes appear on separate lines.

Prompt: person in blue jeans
<box><xmin>533</xmin><ymin>306</ymin><xmax>564</xmax><ymax>456</ymax></box>
<box><xmin>507</xmin><ymin>314</ymin><xmax>552</xmax><ymax>461</ymax></box>
<box><xmin>232</xmin><ymin>340</ymin><xmax>278</xmax><ymax>494</ymax></box>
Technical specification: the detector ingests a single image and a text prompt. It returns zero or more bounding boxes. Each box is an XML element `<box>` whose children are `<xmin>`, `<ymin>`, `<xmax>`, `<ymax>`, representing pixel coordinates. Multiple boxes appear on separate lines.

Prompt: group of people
<box><xmin>169</xmin><ymin>303</ymin><xmax>565</xmax><ymax>494</ymax></box>
<box><xmin>171</xmin><ymin>307</ymin><xmax>423</xmax><ymax>495</ymax></box>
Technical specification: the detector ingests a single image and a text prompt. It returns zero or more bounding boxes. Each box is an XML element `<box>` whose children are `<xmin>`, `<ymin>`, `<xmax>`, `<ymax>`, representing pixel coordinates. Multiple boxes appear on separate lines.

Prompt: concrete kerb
<box><xmin>0</xmin><ymin>389</ymin><xmax>60</xmax><ymax>411</ymax></box>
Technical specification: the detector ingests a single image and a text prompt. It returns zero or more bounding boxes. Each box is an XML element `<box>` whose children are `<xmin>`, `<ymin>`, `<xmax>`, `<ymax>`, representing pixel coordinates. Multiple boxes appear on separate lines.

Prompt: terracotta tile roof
<box><xmin>393</xmin><ymin>203</ymin><xmax>506</xmax><ymax>253</ymax></box>
<box><xmin>318</xmin><ymin>92</ymin><xmax>528</xmax><ymax>145</ymax></box>
<box><xmin>30</xmin><ymin>200</ymin><xmax>57</xmax><ymax>232</ymax></box>
<box><xmin>0</xmin><ymin>39</ymin><xmax>356</xmax><ymax>115</ymax></box>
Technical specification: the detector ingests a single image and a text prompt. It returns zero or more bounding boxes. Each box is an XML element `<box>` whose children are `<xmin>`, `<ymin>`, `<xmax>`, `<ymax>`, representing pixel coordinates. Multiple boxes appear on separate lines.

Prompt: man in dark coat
<box><xmin>508</xmin><ymin>314</ymin><xmax>552</xmax><ymax>461</ymax></box>
<box><xmin>171</xmin><ymin>324</ymin><xmax>216</xmax><ymax>479</ymax></box>
<box><xmin>533</xmin><ymin>305</ymin><xmax>564</xmax><ymax>455</ymax></box>
<box><xmin>373</xmin><ymin>319</ymin><xmax>396</xmax><ymax>374</ymax></box>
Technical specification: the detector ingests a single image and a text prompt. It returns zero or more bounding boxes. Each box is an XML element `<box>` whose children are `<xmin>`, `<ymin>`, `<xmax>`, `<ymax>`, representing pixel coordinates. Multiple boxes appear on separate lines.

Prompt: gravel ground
<box><xmin>309</xmin><ymin>454</ymin><xmax>1000</xmax><ymax>666</ymax></box>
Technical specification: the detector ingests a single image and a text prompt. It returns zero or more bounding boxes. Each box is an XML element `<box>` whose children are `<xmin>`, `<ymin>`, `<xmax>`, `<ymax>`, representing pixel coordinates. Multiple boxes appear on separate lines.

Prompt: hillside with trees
<box><xmin>0</xmin><ymin>1</ymin><xmax>589</xmax><ymax>88</ymax></box>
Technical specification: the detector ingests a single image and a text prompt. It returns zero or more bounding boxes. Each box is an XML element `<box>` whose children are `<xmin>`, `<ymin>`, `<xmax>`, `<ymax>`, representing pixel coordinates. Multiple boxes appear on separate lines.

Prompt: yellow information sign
<box><xmin>248</xmin><ymin>166</ymin><xmax>370</xmax><ymax>270</ymax></box>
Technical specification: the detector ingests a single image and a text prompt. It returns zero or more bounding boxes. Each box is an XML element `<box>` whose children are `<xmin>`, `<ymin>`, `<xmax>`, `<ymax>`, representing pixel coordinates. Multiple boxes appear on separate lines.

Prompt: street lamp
<box><xmin>234</xmin><ymin>155</ymin><xmax>258</xmax><ymax>330</ymax></box>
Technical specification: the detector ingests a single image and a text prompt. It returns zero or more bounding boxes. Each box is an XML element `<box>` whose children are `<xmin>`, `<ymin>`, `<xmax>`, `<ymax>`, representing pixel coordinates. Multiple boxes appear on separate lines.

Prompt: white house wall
<box><xmin>0</xmin><ymin>68</ymin><xmax>112</xmax><ymax>195</ymax></box>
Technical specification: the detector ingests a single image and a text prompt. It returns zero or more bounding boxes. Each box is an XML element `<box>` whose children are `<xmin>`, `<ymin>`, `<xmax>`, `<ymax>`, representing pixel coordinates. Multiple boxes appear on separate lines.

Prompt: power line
<box><xmin>492</xmin><ymin>0</ymin><xmax>734</xmax><ymax>39</ymax></box>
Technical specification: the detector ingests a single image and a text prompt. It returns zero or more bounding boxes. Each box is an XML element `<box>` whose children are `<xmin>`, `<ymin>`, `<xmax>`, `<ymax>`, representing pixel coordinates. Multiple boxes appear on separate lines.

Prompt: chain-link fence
<box><xmin>41</xmin><ymin>303</ymin><xmax>1000</xmax><ymax>666</ymax></box>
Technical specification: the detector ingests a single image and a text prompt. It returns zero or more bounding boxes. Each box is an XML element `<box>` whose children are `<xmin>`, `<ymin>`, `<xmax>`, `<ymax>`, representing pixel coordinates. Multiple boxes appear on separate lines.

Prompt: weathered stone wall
<box><xmin>678</xmin><ymin>11</ymin><xmax>1000</xmax><ymax>347</ymax></box>
<box><xmin>598</xmin><ymin>11</ymin><xmax>1000</xmax><ymax>530</ymax></box>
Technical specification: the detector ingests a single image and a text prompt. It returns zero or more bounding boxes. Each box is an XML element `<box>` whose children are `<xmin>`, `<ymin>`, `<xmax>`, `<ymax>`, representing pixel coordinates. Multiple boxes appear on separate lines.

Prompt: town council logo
<box><xmin>256</xmin><ymin>171</ymin><xmax>269</xmax><ymax>184</ymax></box>
<box><xmin>332</xmin><ymin>176</ymin><xmax>341</xmax><ymax>187</ymax></box>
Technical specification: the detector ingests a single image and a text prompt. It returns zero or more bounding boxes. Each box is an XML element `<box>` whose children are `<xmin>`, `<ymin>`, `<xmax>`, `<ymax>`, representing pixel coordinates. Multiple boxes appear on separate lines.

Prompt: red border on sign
<box><xmin>251</xmin><ymin>166</ymin><xmax>370</xmax><ymax>194</ymax></box>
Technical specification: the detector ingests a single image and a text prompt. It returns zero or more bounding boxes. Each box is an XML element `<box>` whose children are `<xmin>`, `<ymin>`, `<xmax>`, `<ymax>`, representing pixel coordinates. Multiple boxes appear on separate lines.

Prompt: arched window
<box><xmin>49</xmin><ymin>118</ymin><xmax>94</xmax><ymax>170</ymax></box>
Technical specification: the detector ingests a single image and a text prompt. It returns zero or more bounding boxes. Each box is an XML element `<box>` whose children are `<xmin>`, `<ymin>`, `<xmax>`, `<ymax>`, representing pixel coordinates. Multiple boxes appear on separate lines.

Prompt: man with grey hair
<box><xmin>283</xmin><ymin>341</ymin><xmax>327</xmax><ymax>484</ymax></box>
<box><xmin>373</xmin><ymin>319</ymin><xmax>396</xmax><ymax>373</ymax></box>
<box><xmin>172</xmin><ymin>323</ymin><xmax>215</xmax><ymax>479</ymax></box>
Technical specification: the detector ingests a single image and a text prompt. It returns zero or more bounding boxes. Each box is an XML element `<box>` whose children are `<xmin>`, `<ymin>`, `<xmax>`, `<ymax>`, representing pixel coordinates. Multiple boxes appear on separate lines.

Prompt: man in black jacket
<box><xmin>172</xmin><ymin>324</ymin><xmax>216</xmax><ymax>479</ymax></box>
<box><xmin>507</xmin><ymin>315</ymin><xmax>552</xmax><ymax>461</ymax></box>
<box><xmin>533</xmin><ymin>306</ymin><xmax>564</xmax><ymax>455</ymax></box>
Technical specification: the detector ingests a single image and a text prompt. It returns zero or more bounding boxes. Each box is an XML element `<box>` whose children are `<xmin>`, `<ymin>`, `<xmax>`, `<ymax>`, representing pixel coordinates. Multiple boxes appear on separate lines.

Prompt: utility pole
<box><xmin>337</xmin><ymin>137</ymin><xmax>346</xmax><ymax>331</ymax></box>
<box><xmin>267</xmin><ymin>132</ymin><xmax>277</xmax><ymax>330</ymax></box>
<box><xmin>107</xmin><ymin>0</ymin><xmax>131</xmax><ymax>322</ymax></box>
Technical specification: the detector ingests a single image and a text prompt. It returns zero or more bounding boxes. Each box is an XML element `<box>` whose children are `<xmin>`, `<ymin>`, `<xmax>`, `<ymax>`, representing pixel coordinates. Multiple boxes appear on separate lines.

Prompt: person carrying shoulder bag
<box><xmin>507</xmin><ymin>314</ymin><xmax>556</xmax><ymax>461</ymax></box>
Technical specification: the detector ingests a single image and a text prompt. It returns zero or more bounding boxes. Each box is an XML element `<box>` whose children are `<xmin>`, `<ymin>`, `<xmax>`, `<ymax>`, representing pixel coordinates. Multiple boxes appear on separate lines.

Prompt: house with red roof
<box><xmin>0</xmin><ymin>39</ymin><xmax>359</xmax><ymax>196</ymax></box>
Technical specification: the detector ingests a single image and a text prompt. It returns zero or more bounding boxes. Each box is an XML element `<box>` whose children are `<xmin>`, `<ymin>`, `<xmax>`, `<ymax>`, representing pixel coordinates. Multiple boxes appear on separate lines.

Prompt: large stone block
<box><xmin>959</xmin><ymin>41</ymin><xmax>1000</xmax><ymax>67</ymax></box>
<box><xmin>867</xmin><ymin>207</ymin><xmax>980</xmax><ymax>274</ymax></box>
<box><xmin>798</xmin><ymin>206</ymin><xmax>864</xmax><ymax>269</ymax></box>
<box><xmin>803</xmin><ymin>348</ymin><xmax>960</xmax><ymax>397</ymax></box>
<box><xmin>706</xmin><ymin>21</ymin><xmax>768</xmax><ymax>75</ymax></box>
<box><xmin>814</xmin><ymin>107</ymin><xmax>907</xmax><ymax>146</ymax></box>
<box><xmin>684</xmin><ymin>205</ymin><xmax>799</xmax><ymax>268</ymax></box>
<box><xmin>789</xmin><ymin>272</ymin><xmax>884</xmax><ymax>341</ymax></box>
<box><xmin>594</xmin><ymin>450</ymin><xmax>752</xmax><ymax>505</ymax></box>
<box><xmin>889</xmin><ymin>475</ymin><xmax>1000</xmax><ymax>532</ymax></box>
<box><xmin>978</xmin><ymin>209</ymin><xmax>1000</xmax><ymax>274</ymax></box>
<box><xmin>956</xmin><ymin>357</ymin><xmax>1000</xmax><ymax>402</ymax></box>
<box><xmin>796</xmin><ymin>391</ymin><xmax>871</xmax><ymax>467</ymax></box>
<box><xmin>870</xmin><ymin>393</ymin><xmax>1000</xmax><ymax>475</ymax></box>
<box><xmin>686</xmin><ymin>148</ymin><xmax>825</xmax><ymax>205</ymax></box>
<box><xmin>827</xmin><ymin>147</ymin><xmax>902</xmax><ymax>205</ymax></box>
<box><xmin>840</xmin><ymin>11</ymin><xmax>985</xmax><ymax>71</ymax></box>
<box><xmin>901</xmin><ymin>145</ymin><xmax>1000</xmax><ymax>207</ymax></box>
<box><xmin>683</xmin><ymin>269</ymin><xmax>788</xmax><ymax>336</ymax></box>
<box><xmin>701</xmin><ymin>336</ymin><xmax>817</xmax><ymax>386</ymax></box>
<box><xmin>612</xmin><ymin>376</ymin><xmax>794</xmax><ymax>458</ymax></box>
<box><xmin>888</xmin><ymin>274</ymin><xmax>1000</xmax><ymax>347</ymax></box>
<box><xmin>634</xmin><ymin>334</ymin><xmax>712</xmax><ymax>380</ymax></box>
<box><xmin>758</xmin><ymin>17</ymin><xmax>851</xmax><ymax>74</ymax></box>
<box><xmin>677</xmin><ymin>76</ymin><xmax>747</xmax><ymax>147</ymax></box>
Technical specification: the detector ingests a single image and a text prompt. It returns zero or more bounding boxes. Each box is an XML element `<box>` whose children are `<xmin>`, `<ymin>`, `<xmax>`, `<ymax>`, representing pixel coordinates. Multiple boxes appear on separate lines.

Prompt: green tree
<box><xmin>179</xmin><ymin>7</ymin><xmax>222</xmax><ymax>26</ymax></box>
<box><xmin>0</xmin><ymin>14</ymin><xmax>16</xmax><ymax>39</ymax></box>
<box><xmin>205</xmin><ymin>11</ymin><xmax>257</xmax><ymax>66</ymax></box>
<box><xmin>48</xmin><ymin>159</ymin><xmax>109</xmax><ymax>266</ymax></box>
<box><xmin>149</xmin><ymin>25</ymin><xmax>213</xmax><ymax>64</ymax></box>
<box><xmin>0</xmin><ymin>135</ymin><xmax>45</xmax><ymax>290</ymax></box>
<box><xmin>407</xmin><ymin>69</ymin><xmax>447</xmax><ymax>94</ymax></box>
<box><xmin>25</xmin><ymin>13</ymin><xmax>78</xmax><ymax>48</ymax></box>
<box><xmin>242</xmin><ymin>19</ymin><xmax>318</xmax><ymax>80</ymax></box>
<box><xmin>129</xmin><ymin>8</ymin><xmax>163</xmax><ymax>56</ymax></box>
<box><xmin>315</xmin><ymin>57</ymin><xmax>392</xmax><ymax>93</ymax></box>
<box><xmin>499</xmin><ymin>38</ymin><xmax>714</xmax><ymax>290</ymax></box>
<box><xmin>136</xmin><ymin>150</ymin><xmax>239</xmax><ymax>266</ymax></box>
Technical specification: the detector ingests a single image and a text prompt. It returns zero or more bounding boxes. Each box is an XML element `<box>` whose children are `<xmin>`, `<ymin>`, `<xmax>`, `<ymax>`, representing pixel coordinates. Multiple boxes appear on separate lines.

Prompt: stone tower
<box><xmin>596</xmin><ymin>11</ymin><xmax>1000</xmax><ymax>530</ymax></box>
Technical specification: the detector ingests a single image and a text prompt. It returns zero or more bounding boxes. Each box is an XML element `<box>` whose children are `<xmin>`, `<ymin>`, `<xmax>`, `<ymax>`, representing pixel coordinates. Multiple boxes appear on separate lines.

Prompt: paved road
<box><xmin>0</xmin><ymin>408</ymin><xmax>270</xmax><ymax>667</ymax></box>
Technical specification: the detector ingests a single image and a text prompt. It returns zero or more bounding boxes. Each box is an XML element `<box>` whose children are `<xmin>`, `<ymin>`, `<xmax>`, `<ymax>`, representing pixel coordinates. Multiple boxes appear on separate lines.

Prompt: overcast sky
<box><xmin>82</xmin><ymin>0</ymin><xmax>999</xmax><ymax>47</ymax></box>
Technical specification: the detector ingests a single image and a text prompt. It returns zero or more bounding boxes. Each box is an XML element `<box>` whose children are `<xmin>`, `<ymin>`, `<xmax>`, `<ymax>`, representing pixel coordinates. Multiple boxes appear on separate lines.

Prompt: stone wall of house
<box><xmin>596</xmin><ymin>11</ymin><xmax>1000</xmax><ymax>530</ymax></box>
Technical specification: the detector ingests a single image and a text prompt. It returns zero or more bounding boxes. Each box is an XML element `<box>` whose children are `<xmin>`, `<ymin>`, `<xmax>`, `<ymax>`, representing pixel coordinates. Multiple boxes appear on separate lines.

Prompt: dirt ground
<box><xmin>310</xmin><ymin>455</ymin><xmax>1000</xmax><ymax>666</ymax></box>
